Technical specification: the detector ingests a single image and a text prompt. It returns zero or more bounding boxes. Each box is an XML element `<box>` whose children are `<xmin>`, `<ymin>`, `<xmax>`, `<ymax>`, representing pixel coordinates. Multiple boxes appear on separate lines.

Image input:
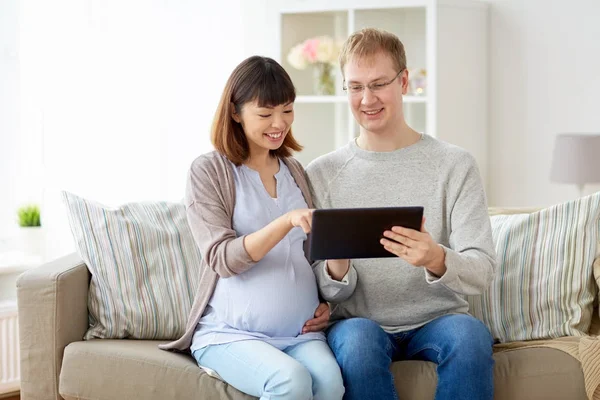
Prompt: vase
<box><xmin>19</xmin><ymin>226</ymin><xmax>45</xmax><ymax>258</ymax></box>
<box><xmin>313</xmin><ymin>63</ymin><xmax>335</xmax><ymax>96</ymax></box>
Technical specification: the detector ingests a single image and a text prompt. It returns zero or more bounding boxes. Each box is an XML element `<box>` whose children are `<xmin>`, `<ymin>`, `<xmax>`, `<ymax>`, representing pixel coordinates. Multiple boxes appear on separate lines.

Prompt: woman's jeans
<box><xmin>193</xmin><ymin>339</ymin><xmax>344</xmax><ymax>400</ymax></box>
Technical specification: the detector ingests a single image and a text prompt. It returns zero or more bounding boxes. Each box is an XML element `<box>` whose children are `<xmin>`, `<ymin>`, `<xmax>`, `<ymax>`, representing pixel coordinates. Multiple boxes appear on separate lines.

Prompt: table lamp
<box><xmin>550</xmin><ymin>133</ymin><xmax>600</xmax><ymax>198</ymax></box>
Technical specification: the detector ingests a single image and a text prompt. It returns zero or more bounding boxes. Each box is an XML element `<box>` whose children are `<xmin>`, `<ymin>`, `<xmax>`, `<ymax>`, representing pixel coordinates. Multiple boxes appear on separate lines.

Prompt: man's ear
<box><xmin>231</xmin><ymin>103</ymin><xmax>241</xmax><ymax>123</ymax></box>
<box><xmin>401</xmin><ymin>70</ymin><xmax>409</xmax><ymax>95</ymax></box>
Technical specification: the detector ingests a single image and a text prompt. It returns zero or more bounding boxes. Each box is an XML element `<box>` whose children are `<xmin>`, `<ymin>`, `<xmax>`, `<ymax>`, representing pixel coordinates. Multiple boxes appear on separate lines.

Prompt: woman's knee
<box><xmin>266</xmin><ymin>362</ymin><xmax>313</xmax><ymax>399</ymax></box>
<box><xmin>310</xmin><ymin>355</ymin><xmax>345</xmax><ymax>400</ymax></box>
<box><xmin>315</xmin><ymin>368</ymin><xmax>345</xmax><ymax>400</ymax></box>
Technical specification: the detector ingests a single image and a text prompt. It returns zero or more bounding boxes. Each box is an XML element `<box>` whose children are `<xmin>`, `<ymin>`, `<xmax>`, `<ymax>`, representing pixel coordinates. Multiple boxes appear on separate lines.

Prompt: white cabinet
<box><xmin>265</xmin><ymin>0</ymin><xmax>489</xmax><ymax>187</ymax></box>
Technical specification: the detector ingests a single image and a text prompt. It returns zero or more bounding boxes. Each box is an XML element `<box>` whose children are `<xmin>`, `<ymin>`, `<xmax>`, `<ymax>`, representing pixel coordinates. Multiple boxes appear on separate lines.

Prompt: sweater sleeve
<box><xmin>424</xmin><ymin>154</ymin><xmax>497</xmax><ymax>295</ymax></box>
<box><xmin>306</xmin><ymin>159</ymin><xmax>359</xmax><ymax>302</ymax></box>
<box><xmin>185</xmin><ymin>158</ymin><xmax>256</xmax><ymax>278</ymax></box>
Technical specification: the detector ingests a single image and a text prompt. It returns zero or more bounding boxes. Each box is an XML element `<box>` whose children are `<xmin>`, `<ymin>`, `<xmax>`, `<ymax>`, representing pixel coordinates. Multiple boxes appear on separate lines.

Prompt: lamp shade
<box><xmin>550</xmin><ymin>133</ymin><xmax>600</xmax><ymax>185</ymax></box>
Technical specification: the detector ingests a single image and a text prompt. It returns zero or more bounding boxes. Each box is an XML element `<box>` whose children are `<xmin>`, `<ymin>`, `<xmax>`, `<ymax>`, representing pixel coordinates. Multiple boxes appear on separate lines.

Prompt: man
<box><xmin>306</xmin><ymin>28</ymin><xmax>497</xmax><ymax>400</ymax></box>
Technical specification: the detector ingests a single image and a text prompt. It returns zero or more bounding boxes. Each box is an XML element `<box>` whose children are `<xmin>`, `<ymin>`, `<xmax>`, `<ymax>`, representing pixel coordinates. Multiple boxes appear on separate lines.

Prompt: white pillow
<box><xmin>469</xmin><ymin>192</ymin><xmax>600</xmax><ymax>343</ymax></box>
<box><xmin>62</xmin><ymin>191</ymin><xmax>200</xmax><ymax>340</ymax></box>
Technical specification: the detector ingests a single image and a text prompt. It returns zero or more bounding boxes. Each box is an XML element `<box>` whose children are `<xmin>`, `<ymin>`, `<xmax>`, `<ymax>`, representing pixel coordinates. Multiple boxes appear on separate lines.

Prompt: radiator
<box><xmin>0</xmin><ymin>301</ymin><xmax>19</xmax><ymax>394</ymax></box>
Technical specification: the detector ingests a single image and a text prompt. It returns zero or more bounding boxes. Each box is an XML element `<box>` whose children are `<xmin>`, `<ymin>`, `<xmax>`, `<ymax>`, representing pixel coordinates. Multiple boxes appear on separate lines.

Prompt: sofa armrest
<box><xmin>17</xmin><ymin>253</ymin><xmax>89</xmax><ymax>400</ymax></box>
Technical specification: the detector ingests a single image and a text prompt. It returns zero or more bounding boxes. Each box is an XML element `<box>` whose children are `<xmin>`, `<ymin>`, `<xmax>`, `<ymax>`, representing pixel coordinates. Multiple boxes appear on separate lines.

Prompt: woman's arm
<box><xmin>243</xmin><ymin>209</ymin><xmax>313</xmax><ymax>262</ymax></box>
<box><xmin>186</xmin><ymin>155</ymin><xmax>314</xmax><ymax>277</ymax></box>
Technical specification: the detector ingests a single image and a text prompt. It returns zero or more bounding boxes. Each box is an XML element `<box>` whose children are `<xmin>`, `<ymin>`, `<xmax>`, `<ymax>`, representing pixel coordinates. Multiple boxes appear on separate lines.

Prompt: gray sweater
<box><xmin>306</xmin><ymin>134</ymin><xmax>496</xmax><ymax>333</ymax></box>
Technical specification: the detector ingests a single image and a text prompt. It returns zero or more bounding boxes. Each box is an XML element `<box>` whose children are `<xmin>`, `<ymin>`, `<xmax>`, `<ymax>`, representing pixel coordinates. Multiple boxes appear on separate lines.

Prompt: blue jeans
<box><xmin>327</xmin><ymin>314</ymin><xmax>494</xmax><ymax>400</ymax></box>
<box><xmin>193</xmin><ymin>339</ymin><xmax>344</xmax><ymax>400</ymax></box>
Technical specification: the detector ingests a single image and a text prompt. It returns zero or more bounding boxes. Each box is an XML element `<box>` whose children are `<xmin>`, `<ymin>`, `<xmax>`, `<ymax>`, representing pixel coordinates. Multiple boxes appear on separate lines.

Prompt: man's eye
<box><xmin>350</xmin><ymin>86</ymin><xmax>363</xmax><ymax>92</ymax></box>
<box><xmin>372</xmin><ymin>83</ymin><xmax>386</xmax><ymax>89</ymax></box>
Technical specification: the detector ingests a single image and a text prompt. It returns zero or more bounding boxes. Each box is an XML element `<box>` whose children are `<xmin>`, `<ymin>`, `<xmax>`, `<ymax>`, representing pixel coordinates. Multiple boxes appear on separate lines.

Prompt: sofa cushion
<box><xmin>58</xmin><ymin>340</ymin><xmax>586</xmax><ymax>400</ymax></box>
<box><xmin>470</xmin><ymin>193</ymin><xmax>600</xmax><ymax>342</ymax></box>
<box><xmin>62</xmin><ymin>192</ymin><xmax>201</xmax><ymax>340</ymax></box>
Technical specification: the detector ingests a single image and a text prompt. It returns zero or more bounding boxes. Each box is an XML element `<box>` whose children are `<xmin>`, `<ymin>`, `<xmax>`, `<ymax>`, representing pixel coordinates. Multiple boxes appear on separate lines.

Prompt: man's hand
<box><xmin>302</xmin><ymin>302</ymin><xmax>330</xmax><ymax>334</ymax></box>
<box><xmin>380</xmin><ymin>217</ymin><xmax>447</xmax><ymax>276</ymax></box>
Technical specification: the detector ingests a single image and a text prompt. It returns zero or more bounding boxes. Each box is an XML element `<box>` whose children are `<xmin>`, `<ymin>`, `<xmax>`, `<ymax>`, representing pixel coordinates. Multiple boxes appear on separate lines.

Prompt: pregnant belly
<box><xmin>211</xmin><ymin>260</ymin><xmax>320</xmax><ymax>338</ymax></box>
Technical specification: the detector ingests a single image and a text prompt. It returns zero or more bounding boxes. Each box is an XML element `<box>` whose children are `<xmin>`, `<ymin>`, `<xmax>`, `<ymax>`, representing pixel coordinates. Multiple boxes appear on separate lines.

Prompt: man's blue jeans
<box><xmin>327</xmin><ymin>314</ymin><xmax>494</xmax><ymax>400</ymax></box>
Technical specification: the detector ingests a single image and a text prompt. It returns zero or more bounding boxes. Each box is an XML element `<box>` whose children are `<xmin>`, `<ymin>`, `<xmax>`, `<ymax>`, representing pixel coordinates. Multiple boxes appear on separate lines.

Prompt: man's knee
<box><xmin>327</xmin><ymin>318</ymin><xmax>391</xmax><ymax>369</ymax></box>
<box><xmin>441</xmin><ymin>314</ymin><xmax>494</xmax><ymax>361</ymax></box>
<box><xmin>328</xmin><ymin>318</ymin><xmax>387</xmax><ymax>349</ymax></box>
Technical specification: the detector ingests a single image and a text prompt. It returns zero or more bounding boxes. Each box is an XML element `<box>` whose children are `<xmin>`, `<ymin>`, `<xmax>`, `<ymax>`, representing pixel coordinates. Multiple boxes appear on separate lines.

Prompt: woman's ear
<box><xmin>231</xmin><ymin>102</ymin><xmax>241</xmax><ymax>123</ymax></box>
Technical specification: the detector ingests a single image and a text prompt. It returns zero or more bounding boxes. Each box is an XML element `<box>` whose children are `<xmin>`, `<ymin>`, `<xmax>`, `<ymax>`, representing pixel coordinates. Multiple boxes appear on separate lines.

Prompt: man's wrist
<box><xmin>425</xmin><ymin>245</ymin><xmax>447</xmax><ymax>277</ymax></box>
<box><xmin>326</xmin><ymin>259</ymin><xmax>350</xmax><ymax>281</ymax></box>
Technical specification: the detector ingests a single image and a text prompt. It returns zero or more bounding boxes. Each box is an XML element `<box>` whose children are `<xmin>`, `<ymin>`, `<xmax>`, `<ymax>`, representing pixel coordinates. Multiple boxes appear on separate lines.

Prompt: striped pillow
<box><xmin>62</xmin><ymin>191</ymin><xmax>200</xmax><ymax>340</ymax></box>
<box><xmin>469</xmin><ymin>192</ymin><xmax>600</xmax><ymax>343</ymax></box>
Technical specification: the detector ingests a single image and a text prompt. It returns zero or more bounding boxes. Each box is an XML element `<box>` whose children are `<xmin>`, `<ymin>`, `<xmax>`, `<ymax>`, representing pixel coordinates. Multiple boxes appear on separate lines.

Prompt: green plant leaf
<box><xmin>17</xmin><ymin>204</ymin><xmax>41</xmax><ymax>227</ymax></box>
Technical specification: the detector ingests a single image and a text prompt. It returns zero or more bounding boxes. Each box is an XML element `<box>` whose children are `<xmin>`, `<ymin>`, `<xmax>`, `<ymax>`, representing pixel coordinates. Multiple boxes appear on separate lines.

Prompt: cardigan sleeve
<box><xmin>185</xmin><ymin>155</ymin><xmax>256</xmax><ymax>278</ymax></box>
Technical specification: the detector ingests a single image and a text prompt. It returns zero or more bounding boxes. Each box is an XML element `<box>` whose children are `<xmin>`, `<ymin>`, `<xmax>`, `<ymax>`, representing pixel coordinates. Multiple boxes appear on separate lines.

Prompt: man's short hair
<box><xmin>339</xmin><ymin>28</ymin><xmax>407</xmax><ymax>77</ymax></box>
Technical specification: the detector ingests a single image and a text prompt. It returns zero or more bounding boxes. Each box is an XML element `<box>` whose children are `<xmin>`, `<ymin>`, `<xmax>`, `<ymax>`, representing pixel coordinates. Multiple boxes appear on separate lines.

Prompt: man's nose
<box><xmin>361</xmin><ymin>87</ymin><xmax>377</xmax><ymax>105</ymax></box>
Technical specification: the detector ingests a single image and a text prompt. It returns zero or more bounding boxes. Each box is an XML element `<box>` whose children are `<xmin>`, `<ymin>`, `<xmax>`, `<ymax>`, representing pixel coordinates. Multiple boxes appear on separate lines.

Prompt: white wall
<box><xmin>0</xmin><ymin>0</ymin><xmax>19</xmax><ymax>241</ymax></box>
<box><xmin>16</xmin><ymin>0</ymin><xmax>246</xmax><ymax>260</ymax></box>
<box><xmin>486</xmin><ymin>0</ymin><xmax>600</xmax><ymax>207</ymax></box>
<box><xmin>6</xmin><ymin>0</ymin><xmax>600</xmax><ymax>260</ymax></box>
<box><xmin>245</xmin><ymin>0</ymin><xmax>600</xmax><ymax>208</ymax></box>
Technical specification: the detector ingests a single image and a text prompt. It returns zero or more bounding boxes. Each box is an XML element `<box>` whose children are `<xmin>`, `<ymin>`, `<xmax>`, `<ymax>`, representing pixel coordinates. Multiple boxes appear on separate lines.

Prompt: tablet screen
<box><xmin>308</xmin><ymin>206</ymin><xmax>424</xmax><ymax>260</ymax></box>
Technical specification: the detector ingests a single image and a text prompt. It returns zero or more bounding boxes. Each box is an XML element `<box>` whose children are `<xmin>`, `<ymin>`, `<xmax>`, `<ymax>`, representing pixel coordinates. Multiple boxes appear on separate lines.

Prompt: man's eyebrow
<box><xmin>346</xmin><ymin>76</ymin><xmax>387</xmax><ymax>84</ymax></box>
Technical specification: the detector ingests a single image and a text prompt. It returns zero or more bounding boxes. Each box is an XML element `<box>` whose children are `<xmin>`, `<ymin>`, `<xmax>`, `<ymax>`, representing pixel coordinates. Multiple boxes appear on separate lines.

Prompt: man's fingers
<box><xmin>391</xmin><ymin>226</ymin><xmax>423</xmax><ymax>240</ymax></box>
<box><xmin>303</xmin><ymin>322</ymin><xmax>328</xmax><ymax>333</ymax></box>
<box><xmin>383</xmin><ymin>231</ymin><xmax>417</xmax><ymax>248</ymax></box>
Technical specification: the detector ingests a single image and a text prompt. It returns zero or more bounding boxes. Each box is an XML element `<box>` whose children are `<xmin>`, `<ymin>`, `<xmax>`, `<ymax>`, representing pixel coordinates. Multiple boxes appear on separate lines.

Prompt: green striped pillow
<box><xmin>469</xmin><ymin>192</ymin><xmax>600</xmax><ymax>343</ymax></box>
<box><xmin>62</xmin><ymin>191</ymin><xmax>200</xmax><ymax>340</ymax></box>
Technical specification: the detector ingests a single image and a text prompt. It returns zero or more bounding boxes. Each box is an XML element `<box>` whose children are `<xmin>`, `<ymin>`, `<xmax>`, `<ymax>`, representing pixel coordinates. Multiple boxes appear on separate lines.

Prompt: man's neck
<box><xmin>356</xmin><ymin>124</ymin><xmax>421</xmax><ymax>152</ymax></box>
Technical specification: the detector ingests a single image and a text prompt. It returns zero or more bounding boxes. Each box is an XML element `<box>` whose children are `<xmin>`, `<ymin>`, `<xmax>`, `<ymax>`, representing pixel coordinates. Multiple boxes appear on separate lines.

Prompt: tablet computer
<box><xmin>308</xmin><ymin>206</ymin><xmax>424</xmax><ymax>260</ymax></box>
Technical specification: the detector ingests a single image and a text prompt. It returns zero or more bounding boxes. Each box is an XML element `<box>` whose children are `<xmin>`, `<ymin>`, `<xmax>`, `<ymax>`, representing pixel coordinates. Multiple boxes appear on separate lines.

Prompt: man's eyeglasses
<box><xmin>343</xmin><ymin>69</ymin><xmax>404</xmax><ymax>96</ymax></box>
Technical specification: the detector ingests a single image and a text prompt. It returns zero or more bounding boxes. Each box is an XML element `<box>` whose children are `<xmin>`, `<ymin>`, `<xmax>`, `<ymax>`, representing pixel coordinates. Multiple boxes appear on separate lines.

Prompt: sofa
<box><xmin>16</xmin><ymin>206</ymin><xmax>597</xmax><ymax>400</ymax></box>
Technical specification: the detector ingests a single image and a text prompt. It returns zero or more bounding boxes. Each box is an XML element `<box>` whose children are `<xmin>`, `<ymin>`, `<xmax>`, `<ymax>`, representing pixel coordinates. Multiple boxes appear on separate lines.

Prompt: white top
<box><xmin>191</xmin><ymin>159</ymin><xmax>324</xmax><ymax>352</ymax></box>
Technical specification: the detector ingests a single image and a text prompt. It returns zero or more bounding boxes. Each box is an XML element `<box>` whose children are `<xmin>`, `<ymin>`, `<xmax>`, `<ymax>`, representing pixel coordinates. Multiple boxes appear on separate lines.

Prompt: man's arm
<box><xmin>306</xmin><ymin>160</ymin><xmax>359</xmax><ymax>302</ymax></box>
<box><xmin>312</xmin><ymin>259</ymin><xmax>358</xmax><ymax>303</ymax></box>
<box><xmin>425</xmin><ymin>154</ymin><xmax>496</xmax><ymax>295</ymax></box>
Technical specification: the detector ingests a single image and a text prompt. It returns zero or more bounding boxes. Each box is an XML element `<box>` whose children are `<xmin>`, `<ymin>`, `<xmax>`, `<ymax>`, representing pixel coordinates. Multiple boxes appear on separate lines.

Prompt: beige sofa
<box><xmin>17</xmin><ymin>209</ymin><xmax>595</xmax><ymax>400</ymax></box>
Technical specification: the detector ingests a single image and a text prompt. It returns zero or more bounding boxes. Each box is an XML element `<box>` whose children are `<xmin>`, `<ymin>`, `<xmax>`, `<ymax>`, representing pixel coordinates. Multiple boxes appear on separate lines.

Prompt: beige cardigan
<box><xmin>160</xmin><ymin>151</ymin><xmax>314</xmax><ymax>352</ymax></box>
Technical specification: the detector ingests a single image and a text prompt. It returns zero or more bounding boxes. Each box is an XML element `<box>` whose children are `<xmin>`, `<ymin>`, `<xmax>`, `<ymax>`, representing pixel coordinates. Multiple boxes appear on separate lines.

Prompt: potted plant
<box><xmin>17</xmin><ymin>204</ymin><xmax>44</xmax><ymax>257</ymax></box>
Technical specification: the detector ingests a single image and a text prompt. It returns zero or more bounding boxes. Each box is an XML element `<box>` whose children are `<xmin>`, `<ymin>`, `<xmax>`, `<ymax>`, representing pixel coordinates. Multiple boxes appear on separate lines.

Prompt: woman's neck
<box><xmin>245</xmin><ymin>150</ymin><xmax>278</xmax><ymax>173</ymax></box>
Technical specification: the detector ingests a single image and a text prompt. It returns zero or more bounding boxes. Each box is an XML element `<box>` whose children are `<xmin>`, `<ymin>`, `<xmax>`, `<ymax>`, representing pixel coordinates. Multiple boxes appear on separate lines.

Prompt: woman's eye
<box><xmin>284</xmin><ymin>110</ymin><xmax>293</xmax><ymax>114</ymax></box>
<box><xmin>258</xmin><ymin>114</ymin><xmax>271</xmax><ymax>118</ymax></box>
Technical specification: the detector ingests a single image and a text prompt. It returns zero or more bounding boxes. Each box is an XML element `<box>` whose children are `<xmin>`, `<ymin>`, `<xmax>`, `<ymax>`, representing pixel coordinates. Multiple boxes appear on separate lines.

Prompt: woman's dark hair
<box><xmin>211</xmin><ymin>56</ymin><xmax>302</xmax><ymax>165</ymax></box>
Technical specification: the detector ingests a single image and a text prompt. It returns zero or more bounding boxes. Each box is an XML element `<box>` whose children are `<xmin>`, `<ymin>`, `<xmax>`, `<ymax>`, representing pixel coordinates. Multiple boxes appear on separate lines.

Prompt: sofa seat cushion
<box><xmin>59</xmin><ymin>340</ymin><xmax>254</xmax><ymax>400</ymax></box>
<box><xmin>59</xmin><ymin>340</ymin><xmax>587</xmax><ymax>400</ymax></box>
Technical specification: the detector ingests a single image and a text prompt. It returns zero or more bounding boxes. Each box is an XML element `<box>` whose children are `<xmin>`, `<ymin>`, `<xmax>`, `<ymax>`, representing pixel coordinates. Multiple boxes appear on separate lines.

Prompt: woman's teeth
<box><xmin>266</xmin><ymin>132</ymin><xmax>282</xmax><ymax>139</ymax></box>
<box><xmin>364</xmin><ymin>109</ymin><xmax>383</xmax><ymax>115</ymax></box>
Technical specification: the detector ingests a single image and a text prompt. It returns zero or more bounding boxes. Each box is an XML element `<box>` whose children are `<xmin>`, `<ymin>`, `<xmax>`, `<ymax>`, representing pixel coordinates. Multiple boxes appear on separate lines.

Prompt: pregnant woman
<box><xmin>161</xmin><ymin>56</ymin><xmax>344</xmax><ymax>400</ymax></box>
